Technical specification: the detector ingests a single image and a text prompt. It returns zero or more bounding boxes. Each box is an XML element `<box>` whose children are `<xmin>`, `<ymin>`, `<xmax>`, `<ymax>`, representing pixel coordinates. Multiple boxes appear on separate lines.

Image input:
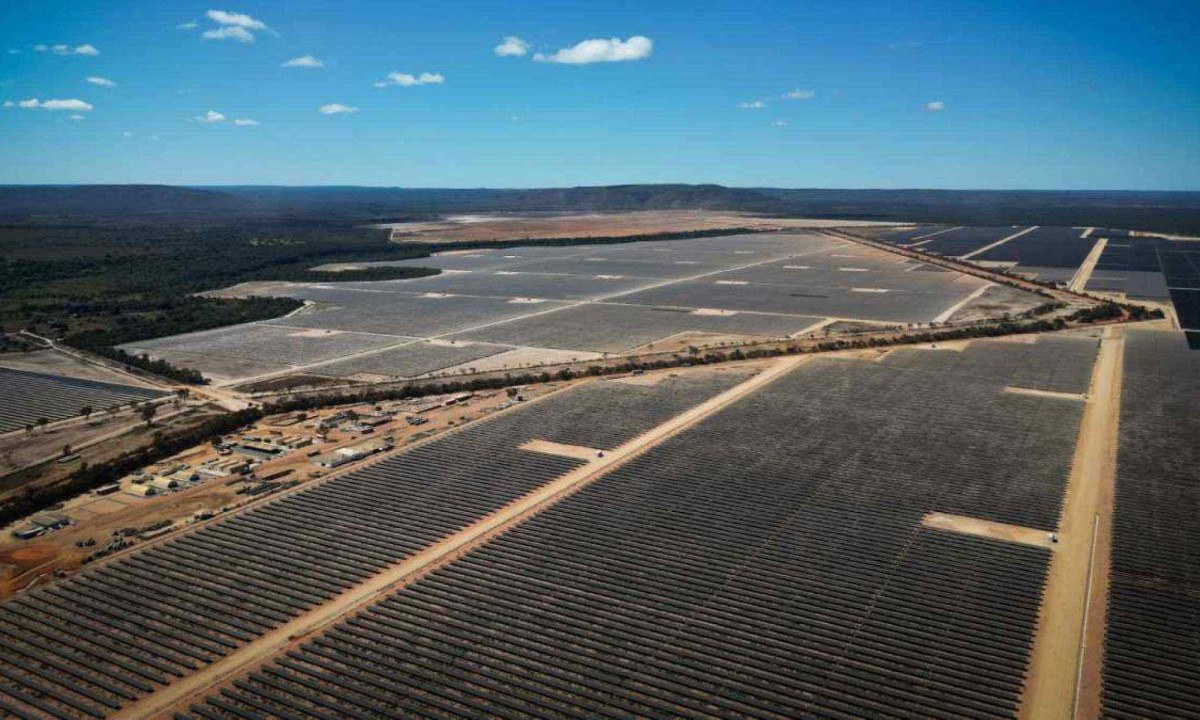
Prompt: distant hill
<box><xmin>2</xmin><ymin>183</ymin><xmax>1199</xmax><ymax>234</ymax></box>
<box><xmin>0</xmin><ymin>184</ymin><xmax>251</xmax><ymax>218</ymax></box>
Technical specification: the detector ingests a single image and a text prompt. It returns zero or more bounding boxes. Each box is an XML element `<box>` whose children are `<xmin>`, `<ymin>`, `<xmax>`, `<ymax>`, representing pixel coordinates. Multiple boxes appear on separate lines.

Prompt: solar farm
<box><xmin>117</xmin><ymin>232</ymin><xmax>1028</xmax><ymax>386</ymax></box>
<box><xmin>1</xmin><ymin>223</ymin><xmax>1198</xmax><ymax>720</ymax></box>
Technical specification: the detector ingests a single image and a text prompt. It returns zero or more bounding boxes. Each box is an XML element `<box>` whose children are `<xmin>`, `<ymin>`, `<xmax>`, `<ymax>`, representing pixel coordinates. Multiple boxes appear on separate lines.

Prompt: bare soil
<box><xmin>378</xmin><ymin>211</ymin><xmax>897</xmax><ymax>245</ymax></box>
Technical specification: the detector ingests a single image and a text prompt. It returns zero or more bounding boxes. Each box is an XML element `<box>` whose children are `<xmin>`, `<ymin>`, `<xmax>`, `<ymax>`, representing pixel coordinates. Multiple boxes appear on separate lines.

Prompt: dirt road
<box><xmin>1019</xmin><ymin>325</ymin><xmax>1124</xmax><ymax>720</ymax></box>
<box><xmin>1069</xmin><ymin>238</ymin><xmax>1108</xmax><ymax>293</ymax></box>
<box><xmin>115</xmin><ymin>355</ymin><xmax>807</xmax><ymax>719</ymax></box>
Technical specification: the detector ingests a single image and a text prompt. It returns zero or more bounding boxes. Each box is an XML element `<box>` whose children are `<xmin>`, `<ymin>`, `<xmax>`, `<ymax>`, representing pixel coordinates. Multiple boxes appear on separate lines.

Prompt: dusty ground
<box><xmin>1019</xmin><ymin>325</ymin><xmax>1123</xmax><ymax>720</ymax></box>
<box><xmin>624</xmin><ymin>331</ymin><xmax>769</xmax><ymax>355</ymax></box>
<box><xmin>202</xmin><ymin>281</ymin><xmax>303</xmax><ymax>300</ymax></box>
<box><xmin>921</xmin><ymin>512</ymin><xmax>1055</xmax><ymax>549</ymax></box>
<box><xmin>375</xmin><ymin>211</ymin><xmax>899</xmax><ymax>245</ymax></box>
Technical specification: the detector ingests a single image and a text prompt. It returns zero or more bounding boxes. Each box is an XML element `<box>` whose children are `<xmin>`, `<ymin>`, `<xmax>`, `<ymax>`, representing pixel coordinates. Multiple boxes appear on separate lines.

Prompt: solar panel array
<box><xmin>181</xmin><ymin>337</ymin><xmax>1095</xmax><ymax>720</ymax></box>
<box><xmin>974</xmin><ymin>227</ymin><xmax>1097</xmax><ymax>268</ymax></box>
<box><xmin>917</xmin><ymin>226</ymin><xmax>1024</xmax><ymax>256</ymax></box>
<box><xmin>0</xmin><ymin>367</ymin><xmax>167</xmax><ymax>434</ymax></box>
<box><xmin>1103</xmin><ymin>329</ymin><xmax>1200</xmax><ymax>718</ymax></box>
<box><xmin>0</xmin><ymin>372</ymin><xmax>748</xmax><ymax>718</ymax></box>
<box><xmin>1087</xmin><ymin>236</ymin><xmax>1200</xmax><ymax>346</ymax></box>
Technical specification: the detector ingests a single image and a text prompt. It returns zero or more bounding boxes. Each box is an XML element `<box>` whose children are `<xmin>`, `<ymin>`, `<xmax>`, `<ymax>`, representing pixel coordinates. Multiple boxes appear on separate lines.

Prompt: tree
<box><xmin>36</xmin><ymin>418</ymin><xmax>49</xmax><ymax>433</ymax></box>
<box><xmin>140</xmin><ymin>404</ymin><xmax>158</xmax><ymax>427</ymax></box>
<box><xmin>62</xmin><ymin>444</ymin><xmax>72</xmax><ymax>458</ymax></box>
<box><xmin>80</xmin><ymin>405</ymin><xmax>93</xmax><ymax>419</ymax></box>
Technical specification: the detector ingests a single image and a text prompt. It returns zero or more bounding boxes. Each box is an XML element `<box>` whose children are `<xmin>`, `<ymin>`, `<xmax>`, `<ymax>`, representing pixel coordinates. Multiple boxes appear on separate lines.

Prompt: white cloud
<box><xmin>494</xmin><ymin>36</ymin><xmax>528</xmax><ymax>57</ymax></box>
<box><xmin>34</xmin><ymin>43</ymin><xmax>98</xmax><ymax>55</ymax></box>
<box><xmin>233</xmin><ymin>118</ymin><xmax>260</xmax><ymax>126</ymax></box>
<box><xmin>924</xmin><ymin>100</ymin><xmax>945</xmax><ymax>111</ymax></box>
<box><xmin>87</xmin><ymin>76</ymin><xmax>116</xmax><ymax>88</ymax></box>
<box><xmin>533</xmin><ymin>36</ymin><xmax>652</xmax><ymax>64</ymax></box>
<box><xmin>2</xmin><ymin>101</ymin><xmax>14</xmax><ymax>108</ymax></box>
<box><xmin>178</xmin><ymin>21</ymin><xmax>199</xmax><ymax>30</ymax></box>
<box><xmin>373</xmin><ymin>71</ymin><xmax>444</xmax><ymax>88</ymax></box>
<box><xmin>319</xmin><ymin>103</ymin><xmax>358</xmax><ymax>115</ymax></box>
<box><xmin>7</xmin><ymin>49</ymin><xmax>20</xmax><ymax>55</ymax></box>
<box><xmin>69</xmin><ymin>114</ymin><xmax>85</xmax><ymax>121</ymax></box>
<box><xmin>282</xmin><ymin>55</ymin><xmax>324</xmax><ymax>68</ymax></box>
<box><xmin>206</xmin><ymin>10</ymin><xmax>267</xmax><ymax>30</ymax></box>
<box><xmin>202</xmin><ymin>26</ymin><xmax>255</xmax><ymax>42</ymax></box>
<box><xmin>739</xmin><ymin>100</ymin><xmax>767</xmax><ymax>109</ymax></box>
<box><xmin>17</xmin><ymin>98</ymin><xmax>94</xmax><ymax>111</ymax></box>
<box><xmin>772</xmin><ymin>120</ymin><xmax>788</xmax><ymax>127</ymax></box>
<box><xmin>196</xmin><ymin>110</ymin><xmax>226</xmax><ymax>122</ymax></box>
<box><xmin>782</xmin><ymin>88</ymin><xmax>814</xmax><ymax>100</ymax></box>
<box><xmin>123</xmin><ymin>131</ymin><xmax>133</xmax><ymax>137</ymax></box>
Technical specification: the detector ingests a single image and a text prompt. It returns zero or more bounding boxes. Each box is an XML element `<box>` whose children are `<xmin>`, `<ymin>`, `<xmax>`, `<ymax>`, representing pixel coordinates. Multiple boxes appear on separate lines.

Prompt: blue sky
<box><xmin>1</xmin><ymin>0</ymin><xmax>1198</xmax><ymax>189</ymax></box>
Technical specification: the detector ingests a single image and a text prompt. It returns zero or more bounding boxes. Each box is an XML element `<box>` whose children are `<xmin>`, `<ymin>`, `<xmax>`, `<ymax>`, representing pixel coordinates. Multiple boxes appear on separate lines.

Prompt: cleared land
<box><xmin>162</xmin><ymin>335</ymin><xmax>1095</xmax><ymax>720</ymax></box>
<box><xmin>0</xmin><ymin>368</ymin><xmax>168</xmax><ymax>434</ymax></box>
<box><xmin>373</xmin><ymin>210</ymin><xmax>896</xmax><ymax>245</ymax></box>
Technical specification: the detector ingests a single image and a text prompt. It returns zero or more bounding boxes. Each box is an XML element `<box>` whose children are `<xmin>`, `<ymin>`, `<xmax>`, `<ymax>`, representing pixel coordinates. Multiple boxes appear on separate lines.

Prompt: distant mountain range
<box><xmin>2</xmin><ymin>183</ymin><xmax>1199</xmax><ymax>233</ymax></box>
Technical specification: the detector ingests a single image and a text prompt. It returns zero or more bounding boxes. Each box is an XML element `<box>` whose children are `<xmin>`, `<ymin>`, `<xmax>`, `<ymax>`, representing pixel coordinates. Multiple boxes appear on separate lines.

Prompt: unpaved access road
<box><xmin>1019</xmin><ymin>325</ymin><xmax>1124</xmax><ymax>720</ymax></box>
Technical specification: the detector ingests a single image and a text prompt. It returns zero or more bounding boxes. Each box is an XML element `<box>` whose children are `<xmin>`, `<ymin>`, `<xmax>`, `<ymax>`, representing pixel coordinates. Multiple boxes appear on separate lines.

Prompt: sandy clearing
<box><xmin>285</xmin><ymin>328</ymin><xmax>343</xmax><ymax>338</ymax></box>
<box><xmin>519</xmin><ymin>439</ymin><xmax>606</xmax><ymax>460</ymax></box>
<box><xmin>382</xmin><ymin>211</ymin><xmax>900</xmax><ymax>245</ymax></box>
<box><xmin>921</xmin><ymin>512</ymin><xmax>1056</xmax><ymax>549</ymax></box>
<box><xmin>123</xmin><ymin>355</ymin><xmax>803</xmax><ymax>719</ymax></box>
<box><xmin>961</xmin><ymin>226</ymin><xmax>1039</xmax><ymax>260</ymax></box>
<box><xmin>1019</xmin><ymin>325</ymin><xmax>1123</xmax><ymax>720</ymax></box>
<box><xmin>1003</xmin><ymin>386</ymin><xmax>1087</xmax><ymax>402</ymax></box>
